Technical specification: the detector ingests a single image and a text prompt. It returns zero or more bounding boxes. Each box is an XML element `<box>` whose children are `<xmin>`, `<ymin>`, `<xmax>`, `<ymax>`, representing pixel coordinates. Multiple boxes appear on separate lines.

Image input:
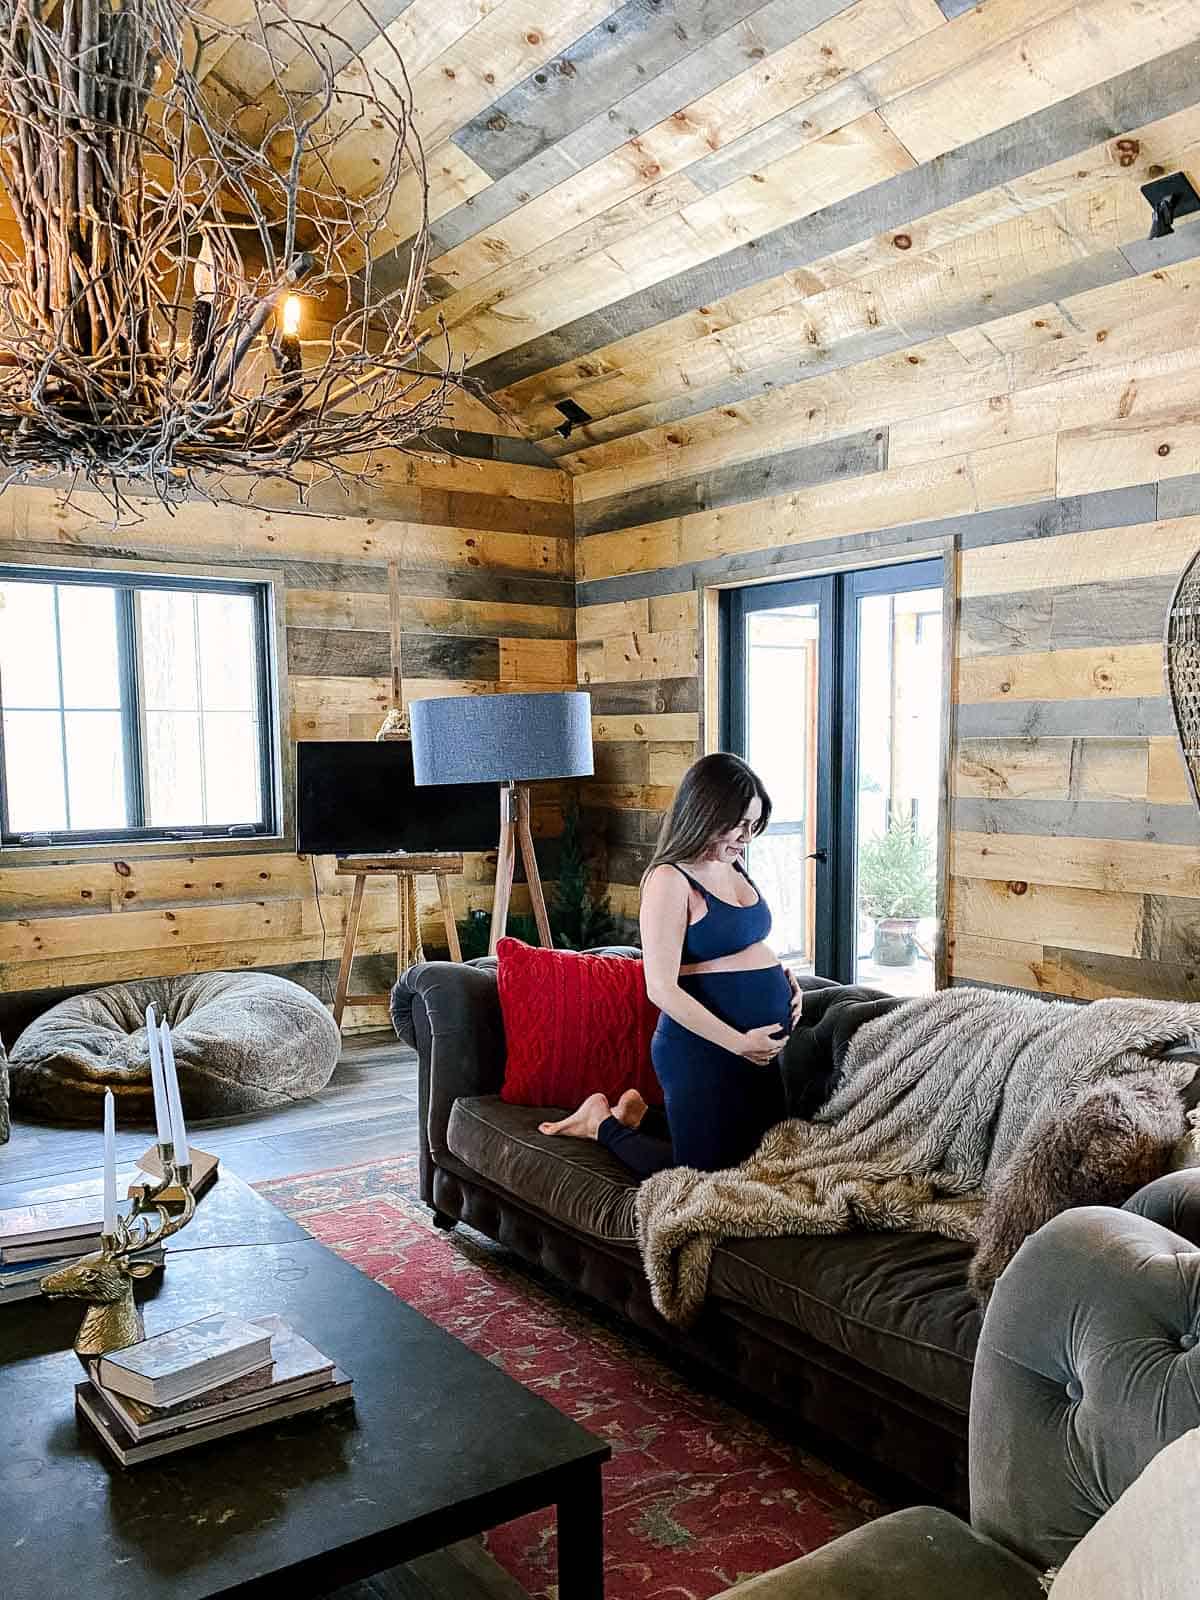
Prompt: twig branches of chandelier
<box><xmin>0</xmin><ymin>0</ymin><xmax>463</xmax><ymax>514</ymax></box>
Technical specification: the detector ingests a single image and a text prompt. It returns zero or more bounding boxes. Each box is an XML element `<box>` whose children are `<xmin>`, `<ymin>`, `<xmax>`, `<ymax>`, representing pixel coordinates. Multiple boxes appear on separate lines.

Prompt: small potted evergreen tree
<box><xmin>455</xmin><ymin>801</ymin><xmax>618</xmax><ymax>955</ymax></box>
<box><xmin>857</xmin><ymin>816</ymin><xmax>936</xmax><ymax>966</ymax></box>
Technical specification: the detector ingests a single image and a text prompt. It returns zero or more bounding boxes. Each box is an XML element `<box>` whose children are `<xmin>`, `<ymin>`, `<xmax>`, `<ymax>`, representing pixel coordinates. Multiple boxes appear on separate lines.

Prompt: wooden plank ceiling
<box><xmin>200</xmin><ymin>0</ymin><xmax>1200</xmax><ymax>482</ymax></box>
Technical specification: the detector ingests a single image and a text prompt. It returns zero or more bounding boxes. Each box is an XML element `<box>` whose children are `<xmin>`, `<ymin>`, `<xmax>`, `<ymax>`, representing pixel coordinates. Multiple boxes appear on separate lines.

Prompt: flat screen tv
<box><xmin>296</xmin><ymin>741</ymin><xmax>498</xmax><ymax>855</ymax></box>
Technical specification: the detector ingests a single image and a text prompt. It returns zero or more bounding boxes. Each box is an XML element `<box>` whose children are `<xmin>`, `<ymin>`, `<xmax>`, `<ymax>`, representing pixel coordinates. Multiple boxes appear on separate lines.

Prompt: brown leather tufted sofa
<box><xmin>393</xmin><ymin>952</ymin><xmax>1200</xmax><ymax>1509</ymax></box>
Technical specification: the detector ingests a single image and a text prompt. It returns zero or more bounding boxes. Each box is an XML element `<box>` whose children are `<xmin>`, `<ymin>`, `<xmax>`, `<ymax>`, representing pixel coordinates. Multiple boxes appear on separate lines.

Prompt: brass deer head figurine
<box><xmin>41</xmin><ymin>1187</ymin><xmax>196</xmax><ymax>1360</ymax></box>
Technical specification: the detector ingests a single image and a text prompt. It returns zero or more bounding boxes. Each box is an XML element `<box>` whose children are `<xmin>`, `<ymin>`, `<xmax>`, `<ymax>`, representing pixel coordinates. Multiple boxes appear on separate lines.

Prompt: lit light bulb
<box><xmin>193</xmin><ymin>234</ymin><xmax>216</xmax><ymax>301</ymax></box>
<box><xmin>282</xmin><ymin>295</ymin><xmax>301</xmax><ymax>337</ymax></box>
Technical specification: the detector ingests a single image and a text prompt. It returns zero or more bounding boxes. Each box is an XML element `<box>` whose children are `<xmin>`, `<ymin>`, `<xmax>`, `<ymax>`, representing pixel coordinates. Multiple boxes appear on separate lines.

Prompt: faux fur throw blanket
<box><xmin>635</xmin><ymin>987</ymin><xmax>1200</xmax><ymax>1325</ymax></box>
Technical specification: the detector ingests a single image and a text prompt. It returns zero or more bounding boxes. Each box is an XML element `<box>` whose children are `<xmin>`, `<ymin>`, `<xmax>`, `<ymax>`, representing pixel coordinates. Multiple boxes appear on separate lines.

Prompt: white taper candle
<box><xmin>103</xmin><ymin>1088</ymin><xmax>117</xmax><ymax>1237</ymax></box>
<box><xmin>159</xmin><ymin>1021</ymin><xmax>189</xmax><ymax>1168</ymax></box>
<box><xmin>144</xmin><ymin>1003</ymin><xmax>171</xmax><ymax>1148</ymax></box>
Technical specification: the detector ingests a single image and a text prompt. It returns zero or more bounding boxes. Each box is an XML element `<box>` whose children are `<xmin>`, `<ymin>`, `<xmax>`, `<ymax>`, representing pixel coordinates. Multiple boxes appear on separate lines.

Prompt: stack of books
<box><xmin>0</xmin><ymin>1196</ymin><xmax>165</xmax><ymax>1304</ymax></box>
<box><xmin>75</xmin><ymin>1310</ymin><xmax>353</xmax><ymax>1465</ymax></box>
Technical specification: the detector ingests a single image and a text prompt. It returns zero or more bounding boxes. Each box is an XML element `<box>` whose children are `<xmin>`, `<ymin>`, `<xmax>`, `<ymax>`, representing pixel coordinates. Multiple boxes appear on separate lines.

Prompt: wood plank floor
<box><xmin>1</xmin><ymin>1031</ymin><xmax>530</xmax><ymax>1600</ymax></box>
<box><xmin>0</xmin><ymin>1030</ymin><xmax>421</xmax><ymax>1195</ymax></box>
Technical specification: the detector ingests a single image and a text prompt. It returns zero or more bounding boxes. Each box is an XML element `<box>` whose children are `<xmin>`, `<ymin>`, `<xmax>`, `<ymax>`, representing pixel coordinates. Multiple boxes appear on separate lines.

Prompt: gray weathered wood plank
<box><xmin>0</xmin><ymin>955</ymin><xmax>398</xmax><ymax>1049</ymax></box>
<box><xmin>1141</xmin><ymin>895</ymin><xmax>1200</xmax><ymax>965</ymax></box>
<box><xmin>287</xmin><ymin>626</ymin><xmax>503</xmax><ymax>680</ymax></box>
<box><xmin>400</xmin><ymin>632</ymin><xmax>503</xmax><ymax>681</ymax></box>
<box><xmin>584</xmin><ymin>677</ymin><xmax>700</xmax><ymax>714</ymax></box>
<box><xmin>575</xmin><ymin>484</ymin><xmax>1160</xmax><ymax>607</ymax></box>
<box><xmin>958</xmin><ymin>576</ymin><xmax>1176</xmax><ymax>657</ymax></box>
<box><xmin>0</xmin><ymin>545</ymin><xmax>576</xmax><ymax>607</ymax></box>
<box><xmin>605</xmin><ymin>841</ymin><xmax>655</xmax><ymax>883</ymax></box>
<box><xmin>424</xmin><ymin>427</ymin><xmax>560</xmax><ymax>469</ymax></box>
<box><xmin>587</xmin><ymin>804</ymin><xmax>663</xmax><ymax>845</ymax></box>
<box><xmin>288</xmin><ymin>626</ymin><xmax>393</xmax><ymax>677</ymax></box>
<box><xmin>1157</xmin><ymin>471</ymin><xmax>1200</xmax><ymax>521</ymax></box>
<box><xmin>952</xmin><ymin>797</ymin><xmax>1200</xmax><ymax>845</ymax></box>
<box><xmin>575</xmin><ymin>428</ymin><xmax>886</xmax><ymax>535</ymax></box>
<box><xmin>471</xmin><ymin>42</ymin><xmax>1200</xmax><ymax>391</ymax></box>
<box><xmin>955</xmin><ymin>698</ymin><xmax>1178</xmax><ymax>739</ymax></box>
<box><xmin>1047</xmin><ymin>947</ymin><xmax>1200</xmax><ymax>1000</ymax></box>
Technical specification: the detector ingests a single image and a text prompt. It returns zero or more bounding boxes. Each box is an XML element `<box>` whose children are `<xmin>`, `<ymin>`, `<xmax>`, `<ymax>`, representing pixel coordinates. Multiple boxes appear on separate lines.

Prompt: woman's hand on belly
<box><xmin>738</xmin><ymin>1023</ymin><xmax>788</xmax><ymax>1065</ymax></box>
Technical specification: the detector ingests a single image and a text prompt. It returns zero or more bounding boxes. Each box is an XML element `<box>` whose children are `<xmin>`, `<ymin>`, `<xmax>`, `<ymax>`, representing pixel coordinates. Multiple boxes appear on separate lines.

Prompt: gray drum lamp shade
<box><xmin>410</xmin><ymin>692</ymin><xmax>594</xmax><ymax>785</ymax></box>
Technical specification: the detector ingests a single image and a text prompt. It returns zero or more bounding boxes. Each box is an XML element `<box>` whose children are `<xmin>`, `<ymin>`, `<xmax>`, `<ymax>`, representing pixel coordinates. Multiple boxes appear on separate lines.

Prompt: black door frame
<box><xmin>721</xmin><ymin>558</ymin><xmax>944</xmax><ymax>983</ymax></box>
<box><xmin>723</xmin><ymin>574</ymin><xmax>839</xmax><ymax>978</ymax></box>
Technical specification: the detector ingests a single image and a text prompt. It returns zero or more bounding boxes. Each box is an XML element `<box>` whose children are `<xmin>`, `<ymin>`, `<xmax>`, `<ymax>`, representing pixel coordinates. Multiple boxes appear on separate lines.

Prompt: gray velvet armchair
<box><xmin>717</xmin><ymin>1169</ymin><xmax>1200</xmax><ymax>1597</ymax></box>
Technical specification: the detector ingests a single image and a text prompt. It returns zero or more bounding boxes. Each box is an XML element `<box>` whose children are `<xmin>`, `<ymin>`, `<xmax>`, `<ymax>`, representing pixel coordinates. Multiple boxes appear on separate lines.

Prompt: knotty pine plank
<box><xmin>950</xmin><ymin>876</ymin><xmax>1143</xmax><ymax>957</ymax></box>
<box><xmin>955</xmin><ymin>643</ymin><xmax>1164</xmax><ymax>706</ymax></box>
<box><xmin>428</xmin><ymin>0</ymin><xmax>942</xmax><ymax>299</ymax></box>
<box><xmin>472</xmin><ymin>41</ymin><xmax>1200</xmax><ymax>391</ymax></box>
<box><xmin>951</xmin><ymin>831</ymin><xmax>1200</xmax><ymax>899</ymax></box>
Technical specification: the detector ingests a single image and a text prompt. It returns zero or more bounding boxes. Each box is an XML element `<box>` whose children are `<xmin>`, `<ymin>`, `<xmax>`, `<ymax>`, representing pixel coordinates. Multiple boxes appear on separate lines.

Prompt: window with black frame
<box><xmin>0</xmin><ymin>567</ymin><xmax>278</xmax><ymax>846</ymax></box>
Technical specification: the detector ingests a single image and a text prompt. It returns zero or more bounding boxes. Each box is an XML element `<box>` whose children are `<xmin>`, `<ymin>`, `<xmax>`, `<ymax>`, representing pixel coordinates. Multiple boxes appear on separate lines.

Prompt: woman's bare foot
<box><xmin>538</xmin><ymin>1092</ymin><xmax>611</xmax><ymax>1139</ymax></box>
<box><xmin>614</xmin><ymin>1089</ymin><xmax>648</xmax><ymax>1129</ymax></box>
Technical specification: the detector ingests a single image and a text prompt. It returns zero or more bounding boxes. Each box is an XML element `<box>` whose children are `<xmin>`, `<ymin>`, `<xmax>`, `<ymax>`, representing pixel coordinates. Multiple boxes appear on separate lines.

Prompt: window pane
<box><xmin>145</xmin><ymin>710</ymin><xmax>203</xmax><ymax>825</ymax></box>
<box><xmin>197</xmin><ymin>592</ymin><xmax>256</xmax><ymax>712</ymax></box>
<box><xmin>853</xmin><ymin>587</ymin><xmax>943</xmax><ymax>999</ymax></box>
<box><xmin>58</xmin><ymin>586</ymin><xmax>121</xmax><ymax>709</ymax></box>
<box><xmin>64</xmin><ymin>711</ymin><xmax>126</xmax><ymax>830</ymax></box>
<box><xmin>140</xmin><ymin>591</ymin><xmax>198</xmax><ymax>711</ymax></box>
<box><xmin>202</xmin><ymin>712</ymin><xmax>261</xmax><ymax>824</ymax></box>
<box><xmin>2</xmin><ymin>572</ymin><xmax>271</xmax><ymax>840</ymax></box>
<box><xmin>0</xmin><ymin>582</ymin><xmax>61</xmax><ymax>708</ymax></box>
<box><xmin>3</xmin><ymin>709</ymin><xmax>66</xmax><ymax>830</ymax></box>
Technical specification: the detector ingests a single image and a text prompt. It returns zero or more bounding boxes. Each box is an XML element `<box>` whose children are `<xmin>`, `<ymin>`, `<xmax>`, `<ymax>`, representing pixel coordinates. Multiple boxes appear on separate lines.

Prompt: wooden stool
<box><xmin>332</xmin><ymin>853</ymin><xmax>464</xmax><ymax>1031</ymax></box>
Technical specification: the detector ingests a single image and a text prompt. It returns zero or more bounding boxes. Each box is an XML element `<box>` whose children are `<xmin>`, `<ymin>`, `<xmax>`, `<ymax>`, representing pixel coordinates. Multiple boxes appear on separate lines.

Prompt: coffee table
<box><xmin>0</xmin><ymin>1170</ymin><xmax>610</xmax><ymax>1600</ymax></box>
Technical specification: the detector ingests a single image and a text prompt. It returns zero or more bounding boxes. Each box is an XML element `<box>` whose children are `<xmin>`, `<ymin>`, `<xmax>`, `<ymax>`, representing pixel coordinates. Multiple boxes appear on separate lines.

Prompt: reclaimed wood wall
<box><xmin>0</xmin><ymin>428</ymin><xmax>575</xmax><ymax>1040</ymax></box>
<box><xmin>571</xmin><ymin>393</ymin><xmax>1200</xmax><ymax>1001</ymax></box>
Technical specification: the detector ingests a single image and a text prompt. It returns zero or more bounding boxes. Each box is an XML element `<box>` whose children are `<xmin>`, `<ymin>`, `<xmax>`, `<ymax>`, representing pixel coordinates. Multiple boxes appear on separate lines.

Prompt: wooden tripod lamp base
<box><xmin>490</xmin><ymin>781</ymin><xmax>552</xmax><ymax>954</ymax></box>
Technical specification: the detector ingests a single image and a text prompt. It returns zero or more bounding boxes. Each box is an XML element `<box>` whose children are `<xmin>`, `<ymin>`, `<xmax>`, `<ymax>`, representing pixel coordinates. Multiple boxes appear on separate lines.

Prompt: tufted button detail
<box><xmin>1181</xmin><ymin>1333</ymin><xmax>1197</xmax><ymax>1350</ymax></box>
<box><xmin>1066</xmin><ymin>1380</ymin><xmax>1083</xmax><ymax>1402</ymax></box>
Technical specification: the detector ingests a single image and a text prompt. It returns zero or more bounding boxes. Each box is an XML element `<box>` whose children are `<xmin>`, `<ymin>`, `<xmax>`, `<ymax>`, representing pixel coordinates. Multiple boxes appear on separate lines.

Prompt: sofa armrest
<box><xmin>970</xmin><ymin>1204</ymin><xmax>1200</xmax><ymax>1574</ymax></box>
<box><xmin>1124</xmin><ymin>1167</ymin><xmax>1200</xmax><ymax>1246</ymax></box>
<box><xmin>391</xmin><ymin>958</ymin><xmax>506</xmax><ymax>1204</ymax></box>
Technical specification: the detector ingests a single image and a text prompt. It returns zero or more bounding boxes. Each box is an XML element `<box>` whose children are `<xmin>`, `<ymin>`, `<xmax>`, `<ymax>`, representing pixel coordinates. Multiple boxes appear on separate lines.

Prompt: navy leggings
<box><xmin>598</xmin><ymin>967</ymin><xmax>791</xmax><ymax>1177</ymax></box>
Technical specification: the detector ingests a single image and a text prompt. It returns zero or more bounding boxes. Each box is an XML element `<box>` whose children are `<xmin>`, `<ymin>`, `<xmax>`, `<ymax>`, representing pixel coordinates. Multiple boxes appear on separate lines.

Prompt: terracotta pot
<box><xmin>873</xmin><ymin>917</ymin><xmax>919</xmax><ymax>966</ymax></box>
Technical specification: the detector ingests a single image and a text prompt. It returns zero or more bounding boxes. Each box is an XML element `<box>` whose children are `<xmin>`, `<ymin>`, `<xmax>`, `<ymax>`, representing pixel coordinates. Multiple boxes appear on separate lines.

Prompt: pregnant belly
<box><xmin>675</xmin><ymin>964</ymin><xmax>792</xmax><ymax>1035</ymax></box>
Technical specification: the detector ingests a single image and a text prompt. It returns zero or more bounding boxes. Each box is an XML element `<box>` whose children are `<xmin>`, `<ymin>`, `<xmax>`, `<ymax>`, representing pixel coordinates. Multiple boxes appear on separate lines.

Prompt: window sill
<box><xmin>0</xmin><ymin>833</ymin><xmax>296</xmax><ymax>866</ymax></box>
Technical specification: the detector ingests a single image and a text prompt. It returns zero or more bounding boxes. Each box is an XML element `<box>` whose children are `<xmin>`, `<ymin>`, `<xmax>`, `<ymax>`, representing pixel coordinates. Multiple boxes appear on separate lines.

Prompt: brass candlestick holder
<box><xmin>40</xmin><ymin>1153</ymin><xmax>197</xmax><ymax>1361</ymax></box>
<box><xmin>127</xmin><ymin>1140</ymin><xmax>197</xmax><ymax>1209</ymax></box>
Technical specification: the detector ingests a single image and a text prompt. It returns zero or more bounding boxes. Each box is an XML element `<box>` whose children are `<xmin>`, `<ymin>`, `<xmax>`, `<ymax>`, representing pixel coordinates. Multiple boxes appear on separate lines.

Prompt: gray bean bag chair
<box><xmin>9</xmin><ymin>972</ymin><xmax>341</xmax><ymax>1123</ymax></box>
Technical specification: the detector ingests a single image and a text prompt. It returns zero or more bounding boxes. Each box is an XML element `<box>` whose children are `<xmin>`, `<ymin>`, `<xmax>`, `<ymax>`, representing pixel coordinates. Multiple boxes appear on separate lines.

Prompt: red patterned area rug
<box><xmin>257</xmin><ymin>1155</ymin><xmax>881</xmax><ymax>1600</ymax></box>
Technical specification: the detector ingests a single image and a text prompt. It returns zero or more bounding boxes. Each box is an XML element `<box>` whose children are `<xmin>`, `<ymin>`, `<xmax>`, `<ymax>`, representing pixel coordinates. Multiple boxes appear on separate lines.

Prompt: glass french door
<box><xmin>723</xmin><ymin>560</ymin><xmax>945</xmax><ymax>994</ymax></box>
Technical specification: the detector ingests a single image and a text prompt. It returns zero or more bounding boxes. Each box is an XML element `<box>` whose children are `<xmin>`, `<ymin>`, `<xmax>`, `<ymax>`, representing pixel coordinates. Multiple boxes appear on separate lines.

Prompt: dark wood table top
<box><xmin>0</xmin><ymin>1170</ymin><xmax>609</xmax><ymax>1600</ymax></box>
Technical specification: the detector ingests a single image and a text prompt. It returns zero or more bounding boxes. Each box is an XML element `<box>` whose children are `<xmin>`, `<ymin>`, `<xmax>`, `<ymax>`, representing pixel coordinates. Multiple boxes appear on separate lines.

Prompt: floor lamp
<box><xmin>410</xmin><ymin>692</ymin><xmax>595</xmax><ymax>954</ymax></box>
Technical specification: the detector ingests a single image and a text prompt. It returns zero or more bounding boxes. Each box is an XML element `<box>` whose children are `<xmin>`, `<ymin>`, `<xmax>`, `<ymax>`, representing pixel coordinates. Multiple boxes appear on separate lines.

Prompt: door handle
<box><xmin>806</xmin><ymin>848</ymin><xmax>828</xmax><ymax>863</ymax></box>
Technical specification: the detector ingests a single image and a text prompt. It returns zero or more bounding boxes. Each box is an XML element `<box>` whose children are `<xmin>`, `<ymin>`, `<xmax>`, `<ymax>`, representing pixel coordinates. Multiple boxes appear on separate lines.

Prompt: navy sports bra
<box><xmin>672</xmin><ymin>862</ymin><xmax>773</xmax><ymax>963</ymax></box>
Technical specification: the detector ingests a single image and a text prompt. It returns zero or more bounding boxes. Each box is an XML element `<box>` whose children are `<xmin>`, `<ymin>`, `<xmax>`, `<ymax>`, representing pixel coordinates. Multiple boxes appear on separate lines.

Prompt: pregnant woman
<box><xmin>539</xmin><ymin>752</ymin><xmax>803</xmax><ymax>1175</ymax></box>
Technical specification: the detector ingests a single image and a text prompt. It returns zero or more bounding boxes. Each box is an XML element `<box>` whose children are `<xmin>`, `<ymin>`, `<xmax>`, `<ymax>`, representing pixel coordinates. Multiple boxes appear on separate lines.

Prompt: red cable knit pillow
<box><xmin>496</xmin><ymin>938</ymin><xmax>663</xmax><ymax>1109</ymax></box>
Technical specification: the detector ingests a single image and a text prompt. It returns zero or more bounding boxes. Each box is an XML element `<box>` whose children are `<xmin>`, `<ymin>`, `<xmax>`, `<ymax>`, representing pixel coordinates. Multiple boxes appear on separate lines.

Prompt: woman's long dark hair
<box><xmin>643</xmin><ymin>753</ymin><xmax>772</xmax><ymax>882</ymax></box>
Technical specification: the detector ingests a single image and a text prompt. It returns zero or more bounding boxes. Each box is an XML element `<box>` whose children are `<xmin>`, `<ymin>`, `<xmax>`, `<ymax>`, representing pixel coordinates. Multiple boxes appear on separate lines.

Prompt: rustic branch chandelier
<box><xmin>0</xmin><ymin>0</ymin><xmax>460</xmax><ymax>514</ymax></box>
